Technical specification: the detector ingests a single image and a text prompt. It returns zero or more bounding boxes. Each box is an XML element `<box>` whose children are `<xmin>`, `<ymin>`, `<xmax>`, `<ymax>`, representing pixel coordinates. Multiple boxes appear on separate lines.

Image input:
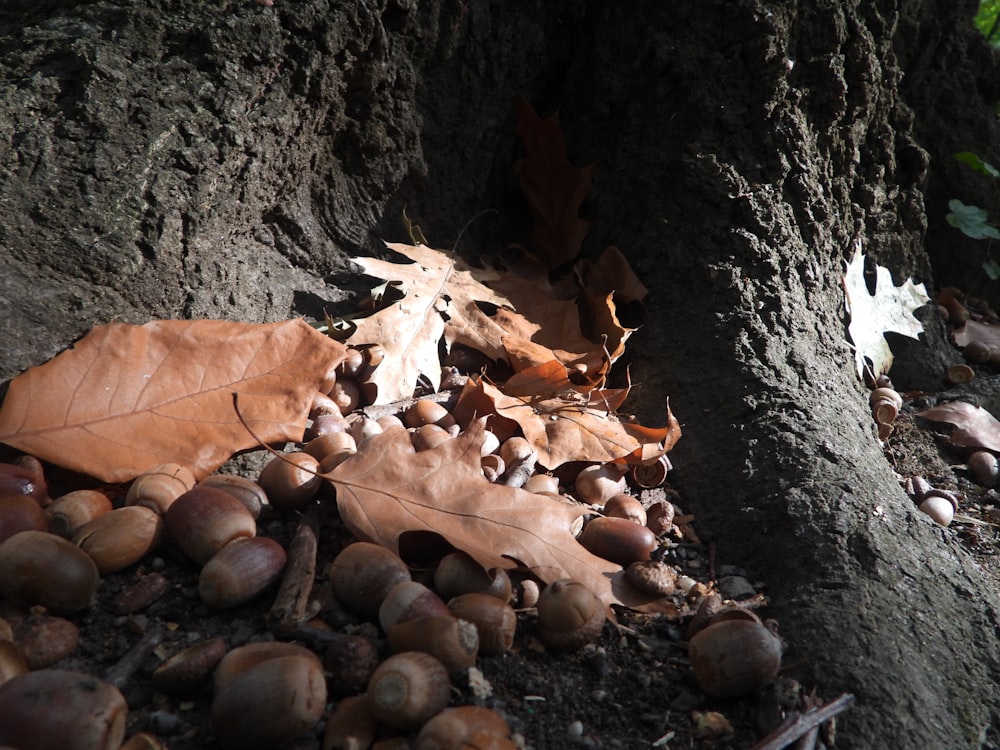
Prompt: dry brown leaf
<box><xmin>953</xmin><ymin>319</ymin><xmax>1000</xmax><ymax>352</ymax></box>
<box><xmin>576</xmin><ymin>246</ymin><xmax>649</xmax><ymax>361</ymax></box>
<box><xmin>916</xmin><ymin>400</ymin><xmax>1000</xmax><ymax>452</ymax></box>
<box><xmin>326</xmin><ymin>419</ymin><xmax>675</xmax><ymax>614</ymax></box>
<box><xmin>0</xmin><ymin>319</ymin><xmax>346</xmax><ymax>482</ymax></box>
<box><xmin>515</xmin><ymin>99</ymin><xmax>594</xmax><ymax>269</ymax></box>
<box><xmin>452</xmin><ymin>370</ymin><xmax>678</xmax><ymax>469</ymax></box>
<box><xmin>347</xmin><ymin>243</ymin><xmax>512</xmax><ymax>403</ymax></box>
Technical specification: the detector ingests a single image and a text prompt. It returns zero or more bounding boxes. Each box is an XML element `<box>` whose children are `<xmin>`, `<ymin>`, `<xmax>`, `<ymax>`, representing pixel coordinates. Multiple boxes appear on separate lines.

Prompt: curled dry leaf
<box><xmin>0</xmin><ymin>319</ymin><xmax>346</xmax><ymax>482</ymax></box>
<box><xmin>916</xmin><ymin>400</ymin><xmax>1000</xmax><ymax>453</ymax></box>
<box><xmin>453</xmin><ymin>369</ymin><xmax>678</xmax><ymax>469</ymax></box>
<box><xmin>325</xmin><ymin>419</ymin><xmax>676</xmax><ymax>615</ymax></box>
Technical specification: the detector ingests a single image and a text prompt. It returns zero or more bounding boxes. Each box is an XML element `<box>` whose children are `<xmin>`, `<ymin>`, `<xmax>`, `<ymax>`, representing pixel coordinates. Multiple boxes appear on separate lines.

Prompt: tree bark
<box><xmin>1</xmin><ymin>1</ymin><xmax>999</xmax><ymax>747</ymax></box>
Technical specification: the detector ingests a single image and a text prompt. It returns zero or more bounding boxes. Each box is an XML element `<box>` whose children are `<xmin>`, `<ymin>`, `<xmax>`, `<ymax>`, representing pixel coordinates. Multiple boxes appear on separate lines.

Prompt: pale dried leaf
<box><xmin>348</xmin><ymin>243</ymin><xmax>512</xmax><ymax>403</ymax></box>
<box><xmin>326</xmin><ymin>420</ymin><xmax>673</xmax><ymax>613</ymax></box>
<box><xmin>917</xmin><ymin>400</ymin><xmax>1000</xmax><ymax>452</ymax></box>
<box><xmin>843</xmin><ymin>246</ymin><xmax>929</xmax><ymax>378</ymax></box>
<box><xmin>0</xmin><ymin>319</ymin><xmax>346</xmax><ymax>482</ymax></box>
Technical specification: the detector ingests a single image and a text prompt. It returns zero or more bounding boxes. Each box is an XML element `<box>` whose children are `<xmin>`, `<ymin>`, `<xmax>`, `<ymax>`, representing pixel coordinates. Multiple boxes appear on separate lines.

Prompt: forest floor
<box><xmin>23</xmin><ymin>379</ymin><xmax>996</xmax><ymax>750</ymax></box>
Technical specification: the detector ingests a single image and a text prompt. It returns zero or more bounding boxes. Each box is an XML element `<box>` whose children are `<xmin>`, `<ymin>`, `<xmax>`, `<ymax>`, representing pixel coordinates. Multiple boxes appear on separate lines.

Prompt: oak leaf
<box><xmin>0</xmin><ymin>319</ymin><xmax>346</xmax><ymax>482</ymax></box>
<box><xmin>515</xmin><ymin>98</ymin><xmax>594</xmax><ymax>269</ymax></box>
<box><xmin>843</xmin><ymin>246</ymin><xmax>929</xmax><ymax>378</ymax></box>
<box><xmin>325</xmin><ymin>419</ymin><xmax>675</xmax><ymax>614</ymax></box>
<box><xmin>347</xmin><ymin>243</ymin><xmax>512</xmax><ymax>403</ymax></box>
<box><xmin>453</xmin><ymin>368</ymin><xmax>679</xmax><ymax>469</ymax></box>
<box><xmin>917</xmin><ymin>400</ymin><xmax>1000</xmax><ymax>453</ymax></box>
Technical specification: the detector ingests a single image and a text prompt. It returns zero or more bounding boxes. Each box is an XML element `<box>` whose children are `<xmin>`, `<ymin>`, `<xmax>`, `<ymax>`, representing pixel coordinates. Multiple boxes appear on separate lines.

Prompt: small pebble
<box><xmin>147</xmin><ymin>710</ymin><xmax>183</xmax><ymax>735</ymax></box>
<box><xmin>567</xmin><ymin>720</ymin><xmax>584</xmax><ymax>738</ymax></box>
<box><xmin>717</xmin><ymin>575</ymin><xmax>757</xmax><ymax>600</ymax></box>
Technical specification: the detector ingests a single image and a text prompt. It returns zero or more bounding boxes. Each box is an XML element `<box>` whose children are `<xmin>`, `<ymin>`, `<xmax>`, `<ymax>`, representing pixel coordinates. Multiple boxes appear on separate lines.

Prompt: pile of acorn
<box><xmin>0</xmin><ymin>345</ymin><xmax>785</xmax><ymax>749</ymax></box>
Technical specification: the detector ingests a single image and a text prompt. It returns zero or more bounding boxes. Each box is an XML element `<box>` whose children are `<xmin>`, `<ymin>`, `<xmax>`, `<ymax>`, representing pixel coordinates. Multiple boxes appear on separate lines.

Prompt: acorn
<box><xmin>257</xmin><ymin>452</ymin><xmax>322</xmax><ymax>510</ymax></box>
<box><xmin>197</xmin><ymin>474</ymin><xmax>268</xmax><ymax>519</ymax></box>
<box><xmin>73</xmin><ymin>505</ymin><xmax>164</xmax><ymax>575</ymax></box>
<box><xmin>688</xmin><ymin>618</ymin><xmax>783</xmax><ymax>698</ymax></box>
<box><xmin>0</xmin><ymin>669</ymin><xmax>127</xmax><ymax>750</ymax></box>
<box><xmin>967</xmin><ymin>450</ymin><xmax>1000</xmax><ymax>489</ymax></box>
<box><xmin>0</xmin><ymin>494</ymin><xmax>48</xmax><ymax>544</ymax></box>
<box><xmin>386</xmin><ymin>615</ymin><xmax>479</xmax><ymax>675</ymax></box>
<box><xmin>11</xmin><ymin>611</ymin><xmax>80</xmax><ymax>668</ymax></box>
<box><xmin>164</xmin><ymin>487</ymin><xmax>256</xmax><ymax>565</ymax></box>
<box><xmin>329</xmin><ymin>542</ymin><xmax>412</xmax><ymax>619</ymax></box>
<box><xmin>574</xmin><ymin>463</ymin><xmax>628</xmax><ymax>506</ymax></box>
<box><xmin>0</xmin><ymin>640</ymin><xmax>28</xmax><ymax>688</ymax></box>
<box><xmin>322</xmin><ymin>694</ymin><xmax>377</xmax><ymax>750</ymax></box>
<box><xmin>125</xmin><ymin>462</ymin><xmax>195</xmax><ymax>514</ymax></box>
<box><xmin>198</xmin><ymin>536</ymin><xmax>287</xmax><ymax>609</ymax></box>
<box><xmin>603</xmin><ymin>494</ymin><xmax>647</xmax><ymax>525</ymax></box>
<box><xmin>366</xmin><ymin>651</ymin><xmax>452</xmax><ymax>730</ymax></box>
<box><xmin>212</xmin><ymin>643</ymin><xmax>327</xmax><ymax>750</ymax></box>
<box><xmin>433</xmin><ymin>551</ymin><xmax>513</xmax><ymax>602</ymax></box>
<box><xmin>152</xmin><ymin>638</ymin><xmax>228</xmax><ymax>693</ymax></box>
<box><xmin>535</xmin><ymin>579</ymin><xmax>605</xmax><ymax>651</ymax></box>
<box><xmin>379</xmin><ymin>581</ymin><xmax>451</xmax><ymax>631</ymax></box>
<box><xmin>47</xmin><ymin>490</ymin><xmax>113</xmax><ymax>538</ymax></box>
<box><xmin>577</xmin><ymin>516</ymin><xmax>657</xmax><ymax>566</ymax></box>
<box><xmin>0</xmin><ymin>530</ymin><xmax>100</xmax><ymax>614</ymax></box>
<box><xmin>414</xmin><ymin>706</ymin><xmax>514</xmax><ymax>750</ymax></box>
<box><xmin>446</xmin><ymin>593</ymin><xmax>518</xmax><ymax>654</ymax></box>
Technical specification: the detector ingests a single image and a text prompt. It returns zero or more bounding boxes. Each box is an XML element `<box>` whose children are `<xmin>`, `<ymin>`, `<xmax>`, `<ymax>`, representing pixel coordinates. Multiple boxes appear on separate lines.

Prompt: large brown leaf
<box><xmin>347</xmin><ymin>243</ymin><xmax>512</xmax><ymax>403</ymax></box>
<box><xmin>326</xmin><ymin>419</ymin><xmax>673</xmax><ymax>613</ymax></box>
<box><xmin>916</xmin><ymin>400</ymin><xmax>1000</xmax><ymax>452</ymax></box>
<box><xmin>0</xmin><ymin>319</ymin><xmax>346</xmax><ymax>482</ymax></box>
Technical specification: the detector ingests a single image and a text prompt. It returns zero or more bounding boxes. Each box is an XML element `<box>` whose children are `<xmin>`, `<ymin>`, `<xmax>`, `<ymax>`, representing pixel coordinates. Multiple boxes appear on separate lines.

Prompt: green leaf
<box><xmin>984</xmin><ymin>260</ymin><xmax>1000</xmax><ymax>280</ymax></box>
<box><xmin>975</xmin><ymin>0</ymin><xmax>1000</xmax><ymax>43</ymax></box>
<box><xmin>947</xmin><ymin>199</ymin><xmax>1000</xmax><ymax>240</ymax></box>
<box><xmin>956</xmin><ymin>151</ymin><xmax>1000</xmax><ymax>178</ymax></box>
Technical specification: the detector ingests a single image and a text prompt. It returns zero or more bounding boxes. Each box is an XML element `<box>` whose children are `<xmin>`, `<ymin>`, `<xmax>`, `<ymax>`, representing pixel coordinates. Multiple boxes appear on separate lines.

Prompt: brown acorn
<box><xmin>329</xmin><ymin>542</ymin><xmax>412</xmax><ymax>619</ymax></box>
<box><xmin>125</xmin><ymin>462</ymin><xmax>195</xmax><ymax>514</ymax></box>
<box><xmin>366</xmin><ymin>651</ymin><xmax>452</xmax><ymax>731</ymax></box>
<box><xmin>0</xmin><ymin>530</ymin><xmax>100</xmax><ymax>614</ymax></box>
<box><xmin>198</xmin><ymin>536</ymin><xmax>287</xmax><ymax>609</ymax></box>
<box><xmin>688</xmin><ymin>618</ymin><xmax>783</xmax><ymax>698</ymax></box>
<box><xmin>577</xmin><ymin>516</ymin><xmax>657</xmax><ymax>566</ymax></box>
<box><xmin>447</xmin><ymin>593</ymin><xmax>517</xmax><ymax>654</ymax></box>
<box><xmin>386</xmin><ymin>615</ymin><xmax>479</xmax><ymax>675</ymax></box>
<box><xmin>164</xmin><ymin>487</ymin><xmax>256</xmax><ymax>565</ymax></box>
<box><xmin>535</xmin><ymin>579</ymin><xmax>605</xmax><ymax>651</ymax></box>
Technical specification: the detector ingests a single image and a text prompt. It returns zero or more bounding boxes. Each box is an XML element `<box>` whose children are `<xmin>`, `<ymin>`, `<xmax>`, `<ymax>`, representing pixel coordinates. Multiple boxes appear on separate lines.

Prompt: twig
<box><xmin>104</xmin><ymin>628</ymin><xmax>163</xmax><ymax>689</ymax></box>
<box><xmin>269</xmin><ymin>507</ymin><xmax>321</xmax><ymax>637</ymax></box>
<box><xmin>749</xmin><ymin>693</ymin><xmax>855</xmax><ymax>750</ymax></box>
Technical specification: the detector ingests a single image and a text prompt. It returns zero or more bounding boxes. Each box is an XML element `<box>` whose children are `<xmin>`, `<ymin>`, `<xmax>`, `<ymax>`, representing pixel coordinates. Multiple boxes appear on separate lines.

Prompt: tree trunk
<box><xmin>2</xmin><ymin>1</ymin><xmax>999</xmax><ymax>747</ymax></box>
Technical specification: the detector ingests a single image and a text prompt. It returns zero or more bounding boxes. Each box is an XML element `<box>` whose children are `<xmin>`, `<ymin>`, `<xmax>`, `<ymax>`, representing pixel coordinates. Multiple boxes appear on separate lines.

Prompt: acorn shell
<box><xmin>152</xmin><ymin>638</ymin><xmax>227</xmax><ymax>693</ymax></box>
<box><xmin>535</xmin><ymin>579</ymin><xmax>605</xmax><ymax>651</ymax></box>
<box><xmin>366</xmin><ymin>651</ymin><xmax>452</xmax><ymax>731</ymax></box>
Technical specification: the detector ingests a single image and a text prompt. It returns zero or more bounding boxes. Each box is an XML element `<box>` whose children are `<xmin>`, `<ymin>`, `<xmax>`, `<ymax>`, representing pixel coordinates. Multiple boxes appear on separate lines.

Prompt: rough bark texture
<box><xmin>2</xmin><ymin>1</ymin><xmax>1000</xmax><ymax>747</ymax></box>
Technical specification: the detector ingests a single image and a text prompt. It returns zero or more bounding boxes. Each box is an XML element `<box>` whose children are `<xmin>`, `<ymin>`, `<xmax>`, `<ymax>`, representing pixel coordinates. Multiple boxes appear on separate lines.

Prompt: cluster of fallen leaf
<box><xmin>0</xmin><ymin>101</ymin><xmax>677</xmax><ymax>614</ymax></box>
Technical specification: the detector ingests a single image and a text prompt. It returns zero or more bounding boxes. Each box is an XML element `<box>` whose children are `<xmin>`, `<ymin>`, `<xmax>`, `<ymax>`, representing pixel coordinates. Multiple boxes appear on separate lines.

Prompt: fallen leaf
<box><xmin>916</xmin><ymin>400</ymin><xmax>1000</xmax><ymax>453</ymax></box>
<box><xmin>453</xmin><ymin>370</ymin><xmax>678</xmax><ymax>469</ymax></box>
<box><xmin>326</xmin><ymin>419</ymin><xmax>675</xmax><ymax>614</ymax></box>
<box><xmin>953</xmin><ymin>319</ymin><xmax>1000</xmax><ymax>352</ymax></box>
<box><xmin>347</xmin><ymin>243</ymin><xmax>512</xmax><ymax>403</ymax></box>
<box><xmin>0</xmin><ymin>319</ymin><xmax>346</xmax><ymax>482</ymax></box>
<box><xmin>843</xmin><ymin>245</ymin><xmax>929</xmax><ymax>378</ymax></box>
<box><xmin>515</xmin><ymin>99</ymin><xmax>594</xmax><ymax>269</ymax></box>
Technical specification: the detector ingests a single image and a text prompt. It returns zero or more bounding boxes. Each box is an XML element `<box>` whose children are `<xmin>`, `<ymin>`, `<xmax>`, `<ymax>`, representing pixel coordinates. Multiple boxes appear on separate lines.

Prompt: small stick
<box><xmin>360</xmin><ymin>388</ymin><xmax>463</xmax><ymax>422</ymax></box>
<box><xmin>750</xmin><ymin>693</ymin><xmax>855</xmax><ymax>750</ymax></box>
<box><xmin>104</xmin><ymin>628</ymin><xmax>163</xmax><ymax>689</ymax></box>
<box><xmin>269</xmin><ymin>507</ymin><xmax>321</xmax><ymax>637</ymax></box>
